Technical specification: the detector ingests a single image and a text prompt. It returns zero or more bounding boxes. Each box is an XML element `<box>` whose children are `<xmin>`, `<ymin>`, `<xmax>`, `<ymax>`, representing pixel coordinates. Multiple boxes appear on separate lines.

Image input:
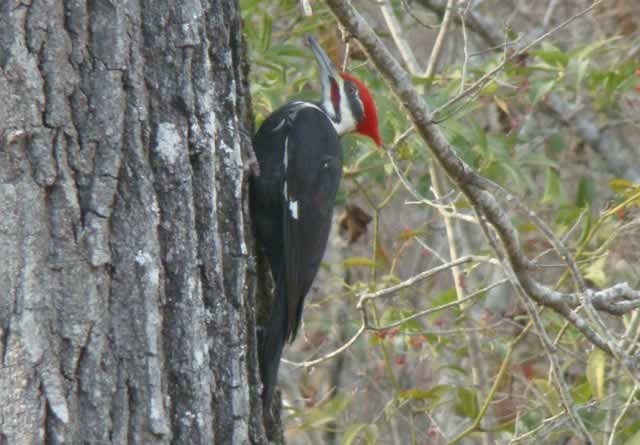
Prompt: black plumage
<box><xmin>251</xmin><ymin>102</ymin><xmax>342</xmax><ymax>409</ymax></box>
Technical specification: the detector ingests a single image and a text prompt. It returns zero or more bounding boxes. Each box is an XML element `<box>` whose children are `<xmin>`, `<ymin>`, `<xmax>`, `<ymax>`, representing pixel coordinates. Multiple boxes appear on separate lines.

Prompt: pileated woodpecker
<box><xmin>251</xmin><ymin>35</ymin><xmax>381</xmax><ymax>409</ymax></box>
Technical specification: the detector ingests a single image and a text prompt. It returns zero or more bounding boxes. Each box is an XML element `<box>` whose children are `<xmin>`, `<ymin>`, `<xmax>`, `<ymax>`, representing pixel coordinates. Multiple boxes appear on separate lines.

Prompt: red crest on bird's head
<box><xmin>340</xmin><ymin>72</ymin><xmax>382</xmax><ymax>147</ymax></box>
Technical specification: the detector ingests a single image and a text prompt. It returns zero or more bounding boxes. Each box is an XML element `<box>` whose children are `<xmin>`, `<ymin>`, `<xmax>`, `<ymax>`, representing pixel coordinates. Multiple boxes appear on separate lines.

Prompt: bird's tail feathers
<box><xmin>259</xmin><ymin>276</ymin><xmax>288</xmax><ymax>410</ymax></box>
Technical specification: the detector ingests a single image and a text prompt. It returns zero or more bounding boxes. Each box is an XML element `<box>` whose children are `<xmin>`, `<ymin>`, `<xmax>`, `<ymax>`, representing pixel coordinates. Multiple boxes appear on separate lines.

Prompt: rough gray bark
<box><xmin>0</xmin><ymin>1</ymin><xmax>268</xmax><ymax>444</ymax></box>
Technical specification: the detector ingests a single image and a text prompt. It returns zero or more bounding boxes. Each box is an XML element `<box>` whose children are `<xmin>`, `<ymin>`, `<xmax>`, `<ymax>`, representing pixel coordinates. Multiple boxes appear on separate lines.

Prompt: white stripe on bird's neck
<box><xmin>333</xmin><ymin>94</ymin><xmax>357</xmax><ymax>135</ymax></box>
<box><xmin>319</xmin><ymin>81</ymin><xmax>358</xmax><ymax>136</ymax></box>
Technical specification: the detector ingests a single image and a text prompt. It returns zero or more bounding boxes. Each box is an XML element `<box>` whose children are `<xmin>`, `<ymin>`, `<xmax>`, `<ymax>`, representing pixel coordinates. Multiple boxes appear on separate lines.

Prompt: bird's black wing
<box><xmin>250</xmin><ymin>106</ymin><xmax>288</xmax><ymax>280</ymax></box>
<box><xmin>251</xmin><ymin>103</ymin><xmax>293</xmax><ymax>409</ymax></box>
<box><xmin>283</xmin><ymin>106</ymin><xmax>342</xmax><ymax>341</ymax></box>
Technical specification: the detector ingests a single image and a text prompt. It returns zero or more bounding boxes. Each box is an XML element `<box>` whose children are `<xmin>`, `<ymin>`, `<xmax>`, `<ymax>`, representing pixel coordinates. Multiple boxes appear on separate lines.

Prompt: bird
<box><xmin>250</xmin><ymin>34</ymin><xmax>382</xmax><ymax>410</ymax></box>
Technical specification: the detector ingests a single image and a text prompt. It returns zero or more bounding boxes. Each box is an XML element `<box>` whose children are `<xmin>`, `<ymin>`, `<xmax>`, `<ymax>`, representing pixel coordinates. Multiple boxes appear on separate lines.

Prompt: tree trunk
<box><xmin>0</xmin><ymin>1</ymin><xmax>267</xmax><ymax>443</ymax></box>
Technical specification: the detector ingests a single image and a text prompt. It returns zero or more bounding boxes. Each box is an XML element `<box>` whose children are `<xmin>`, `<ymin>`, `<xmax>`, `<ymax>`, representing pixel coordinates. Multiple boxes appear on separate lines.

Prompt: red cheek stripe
<box><xmin>340</xmin><ymin>72</ymin><xmax>382</xmax><ymax>146</ymax></box>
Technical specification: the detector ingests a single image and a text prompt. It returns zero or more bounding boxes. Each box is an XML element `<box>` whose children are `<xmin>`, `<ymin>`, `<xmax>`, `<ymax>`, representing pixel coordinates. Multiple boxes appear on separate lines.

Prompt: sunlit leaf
<box><xmin>609</xmin><ymin>178</ymin><xmax>639</xmax><ymax>194</ymax></box>
<box><xmin>585</xmin><ymin>255</ymin><xmax>608</xmax><ymax>288</ymax></box>
<box><xmin>342</xmin><ymin>424</ymin><xmax>378</xmax><ymax>445</ymax></box>
<box><xmin>571</xmin><ymin>36</ymin><xmax>621</xmax><ymax>61</ymax></box>
<box><xmin>623</xmin><ymin>428</ymin><xmax>640</xmax><ymax>445</ymax></box>
<box><xmin>542</xmin><ymin>168</ymin><xmax>562</xmax><ymax>204</ymax></box>
<box><xmin>532</xmin><ymin>379</ymin><xmax>560</xmax><ymax>411</ymax></box>
<box><xmin>399</xmin><ymin>384</ymin><xmax>452</xmax><ymax>403</ymax></box>
<box><xmin>531</xmin><ymin>42</ymin><xmax>569</xmax><ymax>67</ymax></box>
<box><xmin>571</xmin><ymin>379</ymin><xmax>592</xmax><ymax>404</ymax></box>
<box><xmin>260</xmin><ymin>14</ymin><xmax>272</xmax><ymax>52</ymax></box>
<box><xmin>586</xmin><ymin>349</ymin><xmax>607</xmax><ymax>401</ymax></box>
<box><xmin>517</xmin><ymin>223</ymin><xmax>538</xmax><ymax>233</ymax></box>
<box><xmin>624</xmin><ymin>420</ymin><xmax>640</xmax><ymax>443</ymax></box>
<box><xmin>455</xmin><ymin>387</ymin><xmax>479</xmax><ymax>419</ymax></box>
<box><xmin>343</xmin><ymin>257</ymin><xmax>380</xmax><ymax>269</ymax></box>
<box><xmin>529</xmin><ymin>79</ymin><xmax>556</xmax><ymax>105</ymax></box>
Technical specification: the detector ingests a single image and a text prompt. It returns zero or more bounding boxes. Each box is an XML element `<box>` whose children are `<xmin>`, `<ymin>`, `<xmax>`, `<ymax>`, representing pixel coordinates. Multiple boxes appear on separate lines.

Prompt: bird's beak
<box><xmin>307</xmin><ymin>35</ymin><xmax>341</xmax><ymax>111</ymax></box>
<box><xmin>307</xmin><ymin>34</ymin><xmax>339</xmax><ymax>80</ymax></box>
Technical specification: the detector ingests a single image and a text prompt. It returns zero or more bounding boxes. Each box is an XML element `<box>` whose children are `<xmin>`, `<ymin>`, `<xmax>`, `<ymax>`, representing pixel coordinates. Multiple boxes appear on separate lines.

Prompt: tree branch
<box><xmin>322</xmin><ymin>0</ymin><xmax>640</xmax><ymax>358</ymax></box>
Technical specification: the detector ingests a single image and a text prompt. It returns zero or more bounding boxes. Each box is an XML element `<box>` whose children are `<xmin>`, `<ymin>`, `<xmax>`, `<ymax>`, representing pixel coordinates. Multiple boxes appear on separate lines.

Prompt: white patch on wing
<box><xmin>289</xmin><ymin>200</ymin><xmax>299</xmax><ymax>219</ymax></box>
<box><xmin>283</xmin><ymin>180</ymin><xmax>287</xmax><ymax>198</ymax></box>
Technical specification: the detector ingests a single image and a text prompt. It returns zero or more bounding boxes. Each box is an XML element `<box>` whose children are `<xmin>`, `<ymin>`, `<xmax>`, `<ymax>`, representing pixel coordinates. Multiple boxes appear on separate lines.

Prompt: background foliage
<box><xmin>242</xmin><ymin>1</ymin><xmax>640</xmax><ymax>443</ymax></box>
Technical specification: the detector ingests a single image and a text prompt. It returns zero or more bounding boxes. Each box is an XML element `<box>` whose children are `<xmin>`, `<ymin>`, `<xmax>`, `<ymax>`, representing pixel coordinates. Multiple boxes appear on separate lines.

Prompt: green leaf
<box><xmin>576</xmin><ymin>175</ymin><xmax>596</xmax><ymax>208</ymax></box>
<box><xmin>380</xmin><ymin>308</ymin><xmax>422</xmax><ymax>333</ymax></box>
<box><xmin>575</xmin><ymin>58</ymin><xmax>591</xmax><ymax>94</ymax></box>
<box><xmin>532</xmin><ymin>379</ymin><xmax>561</xmax><ymax>412</ymax></box>
<box><xmin>546</xmin><ymin>133</ymin><xmax>566</xmax><ymax>157</ymax></box>
<box><xmin>443</xmin><ymin>364</ymin><xmax>467</xmax><ymax>375</ymax></box>
<box><xmin>571</xmin><ymin>36</ymin><xmax>621</xmax><ymax>61</ymax></box>
<box><xmin>399</xmin><ymin>384</ymin><xmax>452</xmax><ymax>403</ymax></box>
<box><xmin>531</xmin><ymin>42</ymin><xmax>569</xmax><ymax>67</ymax></box>
<box><xmin>455</xmin><ymin>387</ymin><xmax>479</xmax><ymax>419</ymax></box>
<box><xmin>623</xmin><ymin>429</ymin><xmax>640</xmax><ymax>445</ymax></box>
<box><xmin>609</xmin><ymin>178</ymin><xmax>639</xmax><ymax>195</ymax></box>
<box><xmin>624</xmin><ymin>420</ymin><xmax>640</xmax><ymax>442</ymax></box>
<box><xmin>342</xmin><ymin>424</ymin><xmax>379</xmax><ymax>445</ymax></box>
<box><xmin>529</xmin><ymin>79</ymin><xmax>556</xmax><ymax>105</ymax></box>
<box><xmin>571</xmin><ymin>379</ymin><xmax>592</xmax><ymax>404</ymax></box>
<box><xmin>428</xmin><ymin>288</ymin><xmax>459</xmax><ymax>321</ymax></box>
<box><xmin>343</xmin><ymin>257</ymin><xmax>380</xmax><ymax>269</ymax></box>
<box><xmin>288</xmin><ymin>395</ymin><xmax>352</xmax><ymax>431</ymax></box>
<box><xmin>585</xmin><ymin>256</ymin><xmax>608</xmax><ymax>288</ymax></box>
<box><xmin>586</xmin><ymin>348</ymin><xmax>607</xmax><ymax>401</ymax></box>
<box><xmin>576</xmin><ymin>209</ymin><xmax>592</xmax><ymax>245</ymax></box>
<box><xmin>542</xmin><ymin>168</ymin><xmax>562</xmax><ymax>204</ymax></box>
<box><xmin>520</xmin><ymin>153</ymin><xmax>559</xmax><ymax>169</ymax></box>
<box><xmin>430</xmin><ymin>288</ymin><xmax>457</xmax><ymax>308</ymax></box>
<box><xmin>267</xmin><ymin>44</ymin><xmax>308</xmax><ymax>59</ymax></box>
<box><xmin>505</xmin><ymin>25</ymin><xmax>518</xmax><ymax>41</ymax></box>
<box><xmin>260</xmin><ymin>14</ymin><xmax>272</xmax><ymax>52</ymax></box>
<box><xmin>517</xmin><ymin>222</ymin><xmax>538</xmax><ymax>233</ymax></box>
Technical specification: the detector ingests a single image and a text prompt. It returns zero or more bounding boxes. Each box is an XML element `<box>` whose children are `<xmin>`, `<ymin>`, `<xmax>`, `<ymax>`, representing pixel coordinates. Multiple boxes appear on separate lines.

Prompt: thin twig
<box><xmin>367</xmin><ymin>279</ymin><xmax>508</xmax><ymax>331</ymax></box>
<box><xmin>283</xmin><ymin>318</ymin><xmax>366</xmax><ymax>368</ymax></box>
<box><xmin>380</xmin><ymin>0</ymin><xmax>422</xmax><ymax>75</ymax></box>
<box><xmin>607</xmin><ymin>385</ymin><xmax>639</xmax><ymax>445</ymax></box>
<box><xmin>424</xmin><ymin>0</ymin><xmax>455</xmax><ymax>78</ymax></box>
<box><xmin>357</xmin><ymin>255</ymin><xmax>494</xmax><ymax>308</ymax></box>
